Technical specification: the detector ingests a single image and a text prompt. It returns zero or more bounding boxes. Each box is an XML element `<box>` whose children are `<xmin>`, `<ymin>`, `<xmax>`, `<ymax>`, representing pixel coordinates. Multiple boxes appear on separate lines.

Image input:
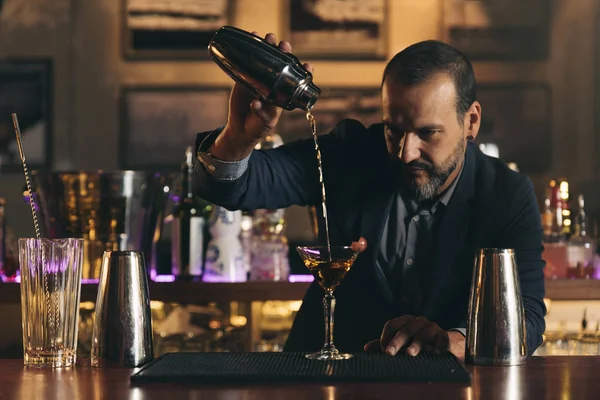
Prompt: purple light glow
<box><xmin>202</xmin><ymin>275</ymin><xmax>245</xmax><ymax>283</ymax></box>
<box><xmin>46</xmin><ymin>261</ymin><xmax>62</xmax><ymax>274</ymax></box>
<box><xmin>288</xmin><ymin>274</ymin><xmax>314</xmax><ymax>283</ymax></box>
<box><xmin>303</xmin><ymin>248</ymin><xmax>320</xmax><ymax>256</ymax></box>
<box><xmin>13</xmin><ymin>274</ymin><xmax>314</xmax><ymax>284</ymax></box>
<box><xmin>151</xmin><ymin>274</ymin><xmax>313</xmax><ymax>283</ymax></box>
<box><xmin>153</xmin><ymin>274</ymin><xmax>176</xmax><ymax>282</ymax></box>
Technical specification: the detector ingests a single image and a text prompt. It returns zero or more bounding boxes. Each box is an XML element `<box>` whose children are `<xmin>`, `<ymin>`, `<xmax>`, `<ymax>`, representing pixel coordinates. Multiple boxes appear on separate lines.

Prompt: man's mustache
<box><xmin>403</xmin><ymin>160</ymin><xmax>434</xmax><ymax>173</ymax></box>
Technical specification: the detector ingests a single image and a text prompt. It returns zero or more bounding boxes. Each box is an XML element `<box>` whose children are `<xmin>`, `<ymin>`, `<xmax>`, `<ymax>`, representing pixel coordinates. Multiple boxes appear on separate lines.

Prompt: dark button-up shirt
<box><xmin>378</xmin><ymin>165</ymin><xmax>463</xmax><ymax>315</ymax></box>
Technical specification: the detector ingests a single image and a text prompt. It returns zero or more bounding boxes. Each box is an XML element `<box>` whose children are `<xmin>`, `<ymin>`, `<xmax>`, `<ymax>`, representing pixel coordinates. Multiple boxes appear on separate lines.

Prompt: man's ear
<box><xmin>464</xmin><ymin>101</ymin><xmax>481</xmax><ymax>141</ymax></box>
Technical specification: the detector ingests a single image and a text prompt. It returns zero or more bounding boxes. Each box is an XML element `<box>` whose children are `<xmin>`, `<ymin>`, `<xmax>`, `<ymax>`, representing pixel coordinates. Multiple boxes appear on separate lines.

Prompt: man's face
<box><xmin>382</xmin><ymin>73</ymin><xmax>471</xmax><ymax>201</ymax></box>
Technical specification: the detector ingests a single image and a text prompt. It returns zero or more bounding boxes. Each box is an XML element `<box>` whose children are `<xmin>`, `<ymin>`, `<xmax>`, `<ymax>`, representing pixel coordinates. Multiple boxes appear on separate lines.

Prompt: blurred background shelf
<box><xmin>1</xmin><ymin>279</ymin><xmax>599</xmax><ymax>303</ymax></box>
<box><xmin>544</xmin><ymin>279</ymin><xmax>600</xmax><ymax>300</ymax></box>
<box><xmin>0</xmin><ymin>281</ymin><xmax>313</xmax><ymax>304</ymax></box>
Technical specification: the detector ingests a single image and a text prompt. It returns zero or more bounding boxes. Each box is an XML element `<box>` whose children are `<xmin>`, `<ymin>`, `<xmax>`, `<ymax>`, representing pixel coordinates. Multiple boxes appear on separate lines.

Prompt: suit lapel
<box><xmin>421</xmin><ymin>144</ymin><xmax>477</xmax><ymax>318</ymax></box>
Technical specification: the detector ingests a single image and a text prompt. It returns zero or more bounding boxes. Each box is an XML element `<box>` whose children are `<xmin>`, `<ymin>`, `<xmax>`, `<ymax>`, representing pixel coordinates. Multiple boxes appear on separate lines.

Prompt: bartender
<box><xmin>193</xmin><ymin>32</ymin><xmax>546</xmax><ymax>359</ymax></box>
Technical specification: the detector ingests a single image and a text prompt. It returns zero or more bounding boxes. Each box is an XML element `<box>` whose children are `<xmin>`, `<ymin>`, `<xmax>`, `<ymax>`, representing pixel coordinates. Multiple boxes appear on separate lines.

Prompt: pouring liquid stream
<box><xmin>306</xmin><ymin>110</ymin><xmax>332</xmax><ymax>261</ymax></box>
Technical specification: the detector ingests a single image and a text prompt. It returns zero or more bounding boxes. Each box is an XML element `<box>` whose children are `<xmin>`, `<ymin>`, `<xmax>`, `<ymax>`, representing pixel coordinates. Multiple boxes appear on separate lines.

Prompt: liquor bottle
<box><xmin>558</xmin><ymin>178</ymin><xmax>571</xmax><ymax>239</ymax></box>
<box><xmin>548</xmin><ymin>179</ymin><xmax>571</xmax><ymax>242</ymax></box>
<box><xmin>203</xmin><ymin>206</ymin><xmax>246</xmax><ymax>282</ymax></box>
<box><xmin>541</xmin><ymin>197</ymin><xmax>554</xmax><ymax>243</ymax></box>
<box><xmin>240</xmin><ymin>211</ymin><xmax>253</xmax><ymax>280</ymax></box>
<box><xmin>250</xmin><ymin>209</ymin><xmax>290</xmax><ymax>281</ymax></box>
<box><xmin>171</xmin><ymin>146</ymin><xmax>206</xmax><ymax>281</ymax></box>
<box><xmin>0</xmin><ymin>199</ymin><xmax>18</xmax><ymax>282</ymax></box>
<box><xmin>566</xmin><ymin>194</ymin><xmax>595</xmax><ymax>279</ymax></box>
<box><xmin>249</xmin><ymin>133</ymin><xmax>290</xmax><ymax>281</ymax></box>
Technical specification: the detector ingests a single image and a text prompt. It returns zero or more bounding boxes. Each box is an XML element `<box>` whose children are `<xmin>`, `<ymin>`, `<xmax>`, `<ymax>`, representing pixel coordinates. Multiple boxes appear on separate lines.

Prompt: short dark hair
<box><xmin>382</xmin><ymin>40</ymin><xmax>476</xmax><ymax>122</ymax></box>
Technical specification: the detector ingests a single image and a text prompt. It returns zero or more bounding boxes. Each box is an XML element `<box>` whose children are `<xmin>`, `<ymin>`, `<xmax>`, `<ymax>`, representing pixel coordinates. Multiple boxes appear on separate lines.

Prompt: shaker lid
<box><xmin>295</xmin><ymin>81</ymin><xmax>321</xmax><ymax>111</ymax></box>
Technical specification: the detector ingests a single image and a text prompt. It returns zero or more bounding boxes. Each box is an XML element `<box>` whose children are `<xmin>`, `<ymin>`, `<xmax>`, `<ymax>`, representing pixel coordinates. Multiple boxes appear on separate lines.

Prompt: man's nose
<box><xmin>399</xmin><ymin>133</ymin><xmax>421</xmax><ymax>164</ymax></box>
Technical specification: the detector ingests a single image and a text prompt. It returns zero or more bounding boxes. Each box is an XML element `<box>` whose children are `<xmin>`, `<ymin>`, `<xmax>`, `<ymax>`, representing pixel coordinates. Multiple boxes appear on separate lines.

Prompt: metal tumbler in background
<box><xmin>29</xmin><ymin>171</ymin><xmax>170</xmax><ymax>280</ymax></box>
<box><xmin>465</xmin><ymin>248</ymin><xmax>527</xmax><ymax>366</ymax></box>
<box><xmin>91</xmin><ymin>251</ymin><xmax>154</xmax><ymax>368</ymax></box>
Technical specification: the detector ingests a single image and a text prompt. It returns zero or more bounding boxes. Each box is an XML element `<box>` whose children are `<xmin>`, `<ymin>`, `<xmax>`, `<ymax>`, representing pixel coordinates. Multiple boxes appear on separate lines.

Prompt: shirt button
<box><xmin>198</xmin><ymin>155</ymin><xmax>205</xmax><ymax>163</ymax></box>
<box><xmin>413</xmin><ymin>215</ymin><xmax>420</xmax><ymax>222</ymax></box>
<box><xmin>406</xmin><ymin>258</ymin><xmax>414</xmax><ymax>266</ymax></box>
<box><xmin>207</xmin><ymin>164</ymin><xmax>216</xmax><ymax>172</ymax></box>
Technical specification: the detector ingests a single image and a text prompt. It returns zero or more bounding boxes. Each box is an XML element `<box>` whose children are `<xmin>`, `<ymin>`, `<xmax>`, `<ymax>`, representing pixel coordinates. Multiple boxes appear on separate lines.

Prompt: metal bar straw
<box><xmin>12</xmin><ymin>113</ymin><xmax>58</xmax><ymax>343</ymax></box>
<box><xmin>11</xmin><ymin>113</ymin><xmax>41</xmax><ymax>239</ymax></box>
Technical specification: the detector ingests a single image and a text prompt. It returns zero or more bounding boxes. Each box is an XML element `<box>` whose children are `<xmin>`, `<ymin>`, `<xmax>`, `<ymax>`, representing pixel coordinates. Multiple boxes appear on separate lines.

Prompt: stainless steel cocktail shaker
<box><xmin>91</xmin><ymin>251</ymin><xmax>154</xmax><ymax>368</ymax></box>
<box><xmin>465</xmin><ymin>248</ymin><xmax>527</xmax><ymax>365</ymax></box>
<box><xmin>208</xmin><ymin>25</ymin><xmax>320</xmax><ymax>111</ymax></box>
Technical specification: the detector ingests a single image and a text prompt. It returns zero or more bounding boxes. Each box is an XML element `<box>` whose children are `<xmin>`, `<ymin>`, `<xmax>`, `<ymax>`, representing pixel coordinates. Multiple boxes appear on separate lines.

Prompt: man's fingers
<box><xmin>386</xmin><ymin>330</ymin><xmax>413</xmax><ymax>356</ymax></box>
<box><xmin>279</xmin><ymin>40</ymin><xmax>292</xmax><ymax>53</ymax></box>
<box><xmin>250</xmin><ymin>100</ymin><xmax>280</xmax><ymax>128</ymax></box>
<box><xmin>380</xmin><ymin>316</ymin><xmax>412</xmax><ymax>351</ymax></box>
<box><xmin>382</xmin><ymin>316</ymin><xmax>424</xmax><ymax>354</ymax></box>
<box><xmin>374</xmin><ymin>316</ymin><xmax>450</xmax><ymax>357</ymax></box>
<box><xmin>250</xmin><ymin>99</ymin><xmax>263</xmax><ymax>114</ymax></box>
<box><xmin>434</xmin><ymin>330</ymin><xmax>451</xmax><ymax>353</ymax></box>
<box><xmin>364</xmin><ymin>339</ymin><xmax>381</xmax><ymax>352</ymax></box>
<box><xmin>303</xmin><ymin>62</ymin><xmax>314</xmax><ymax>74</ymax></box>
<box><xmin>386</xmin><ymin>319</ymin><xmax>427</xmax><ymax>356</ymax></box>
<box><xmin>406</xmin><ymin>323</ymin><xmax>440</xmax><ymax>356</ymax></box>
<box><xmin>265</xmin><ymin>32</ymin><xmax>277</xmax><ymax>44</ymax></box>
<box><xmin>254</xmin><ymin>32</ymin><xmax>308</xmax><ymax>75</ymax></box>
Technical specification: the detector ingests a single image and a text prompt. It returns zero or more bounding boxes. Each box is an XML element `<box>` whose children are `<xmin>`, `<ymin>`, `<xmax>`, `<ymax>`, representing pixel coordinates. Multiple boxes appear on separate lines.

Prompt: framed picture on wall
<box><xmin>119</xmin><ymin>86</ymin><xmax>230</xmax><ymax>170</ymax></box>
<box><xmin>278</xmin><ymin>87</ymin><xmax>381</xmax><ymax>142</ymax></box>
<box><xmin>122</xmin><ymin>0</ymin><xmax>232</xmax><ymax>60</ymax></box>
<box><xmin>286</xmin><ymin>0</ymin><xmax>388</xmax><ymax>60</ymax></box>
<box><xmin>596</xmin><ymin>12</ymin><xmax>600</xmax><ymax>178</ymax></box>
<box><xmin>476</xmin><ymin>83</ymin><xmax>552</xmax><ymax>174</ymax></box>
<box><xmin>442</xmin><ymin>0</ymin><xmax>550</xmax><ymax>60</ymax></box>
<box><xmin>0</xmin><ymin>58</ymin><xmax>52</xmax><ymax>172</ymax></box>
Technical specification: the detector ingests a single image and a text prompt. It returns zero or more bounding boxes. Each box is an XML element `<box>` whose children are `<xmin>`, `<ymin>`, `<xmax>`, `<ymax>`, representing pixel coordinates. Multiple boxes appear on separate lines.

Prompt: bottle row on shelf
<box><xmin>169</xmin><ymin>134</ymin><xmax>292</xmax><ymax>284</ymax></box>
<box><xmin>542</xmin><ymin>178</ymin><xmax>599</xmax><ymax>280</ymax></box>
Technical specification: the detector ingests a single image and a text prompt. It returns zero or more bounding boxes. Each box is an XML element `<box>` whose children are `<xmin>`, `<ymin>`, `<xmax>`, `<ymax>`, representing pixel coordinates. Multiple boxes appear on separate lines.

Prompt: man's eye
<box><xmin>419</xmin><ymin>129</ymin><xmax>440</xmax><ymax>136</ymax></box>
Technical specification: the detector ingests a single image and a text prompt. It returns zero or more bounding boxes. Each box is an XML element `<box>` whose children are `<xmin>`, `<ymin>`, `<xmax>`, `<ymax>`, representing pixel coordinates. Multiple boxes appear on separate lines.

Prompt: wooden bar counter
<box><xmin>1</xmin><ymin>356</ymin><xmax>599</xmax><ymax>399</ymax></box>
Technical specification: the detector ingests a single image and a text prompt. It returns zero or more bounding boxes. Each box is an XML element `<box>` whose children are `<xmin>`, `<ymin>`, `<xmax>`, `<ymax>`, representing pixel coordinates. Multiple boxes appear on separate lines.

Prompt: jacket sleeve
<box><xmin>193</xmin><ymin>119</ymin><xmax>371</xmax><ymax>211</ymax></box>
<box><xmin>500</xmin><ymin>177</ymin><xmax>547</xmax><ymax>355</ymax></box>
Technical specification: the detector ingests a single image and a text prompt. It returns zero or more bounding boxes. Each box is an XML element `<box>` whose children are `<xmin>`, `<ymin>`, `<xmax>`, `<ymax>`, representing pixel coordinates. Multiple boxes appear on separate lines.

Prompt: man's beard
<box><xmin>402</xmin><ymin>137</ymin><xmax>465</xmax><ymax>202</ymax></box>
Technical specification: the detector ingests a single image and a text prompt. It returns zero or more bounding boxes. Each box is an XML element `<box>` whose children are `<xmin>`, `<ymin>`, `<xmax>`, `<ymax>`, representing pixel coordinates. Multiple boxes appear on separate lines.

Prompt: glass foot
<box><xmin>305</xmin><ymin>348</ymin><xmax>353</xmax><ymax>361</ymax></box>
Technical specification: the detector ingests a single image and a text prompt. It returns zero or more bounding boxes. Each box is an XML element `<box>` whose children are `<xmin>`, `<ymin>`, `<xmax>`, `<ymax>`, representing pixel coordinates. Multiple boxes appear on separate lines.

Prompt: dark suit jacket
<box><xmin>194</xmin><ymin>119</ymin><xmax>547</xmax><ymax>355</ymax></box>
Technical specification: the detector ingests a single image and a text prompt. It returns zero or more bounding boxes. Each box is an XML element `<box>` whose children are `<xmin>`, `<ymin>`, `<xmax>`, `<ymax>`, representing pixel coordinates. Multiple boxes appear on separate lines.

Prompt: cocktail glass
<box><xmin>296</xmin><ymin>246</ymin><xmax>359</xmax><ymax>361</ymax></box>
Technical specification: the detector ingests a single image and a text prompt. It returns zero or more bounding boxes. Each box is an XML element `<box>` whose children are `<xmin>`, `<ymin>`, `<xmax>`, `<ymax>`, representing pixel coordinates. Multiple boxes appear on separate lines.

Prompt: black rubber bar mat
<box><xmin>130</xmin><ymin>352</ymin><xmax>471</xmax><ymax>385</ymax></box>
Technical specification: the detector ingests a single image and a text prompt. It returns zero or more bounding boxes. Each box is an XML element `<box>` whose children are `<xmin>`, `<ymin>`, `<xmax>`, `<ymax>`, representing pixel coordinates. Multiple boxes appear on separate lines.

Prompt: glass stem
<box><xmin>323</xmin><ymin>291</ymin><xmax>336</xmax><ymax>352</ymax></box>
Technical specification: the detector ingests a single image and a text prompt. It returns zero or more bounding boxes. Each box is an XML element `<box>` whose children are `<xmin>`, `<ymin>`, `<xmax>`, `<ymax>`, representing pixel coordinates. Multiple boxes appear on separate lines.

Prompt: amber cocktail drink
<box><xmin>296</xmin><ymin>246</ymin><xmax>358</xmax><ymax>360</ymax></box>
